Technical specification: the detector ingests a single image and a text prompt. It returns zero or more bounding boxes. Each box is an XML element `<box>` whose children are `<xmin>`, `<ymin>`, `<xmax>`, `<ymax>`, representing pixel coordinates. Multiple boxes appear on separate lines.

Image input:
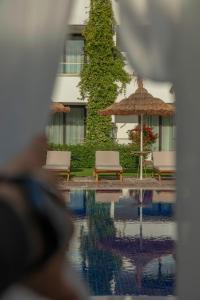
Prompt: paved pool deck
<box><xmin>59</xmin><ymin>177</ymin><xmax>176</xmax><ymax>190</ymax></box>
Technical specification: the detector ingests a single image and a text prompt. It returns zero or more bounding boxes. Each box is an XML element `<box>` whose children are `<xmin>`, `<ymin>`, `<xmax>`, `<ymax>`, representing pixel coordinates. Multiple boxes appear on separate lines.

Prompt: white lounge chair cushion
<box><xmin>95</xmin><ymin>151</ymin><xmax>122</xmax><ymax>169</ymax></box>
<box><xmin>96</xmin><ymin>165</ymin><xmax>123</xmax><ymax>171</ymax></box>
<box><xmin>44</xmin><ymin>151</ymin><xmax>71</xmax><ymax>172</ymax></box>
<box><xmin>46</xmin><ymin>151</ymin><xmax>71</xmax><ymax>165</ymax></box>
<box><xmin>44</xmin><ymin>164</ymin><xmax>70</xmax><ymax>171</ymax></box>
<box><xmin>154</xmin><ymin>165</ymin><xmax>176</xmax><ymax>171</ymax></box>
<box><xmin>153</xmin><ymin>151</ymin><xmax>176</xmax><ymax>169</ymax></box>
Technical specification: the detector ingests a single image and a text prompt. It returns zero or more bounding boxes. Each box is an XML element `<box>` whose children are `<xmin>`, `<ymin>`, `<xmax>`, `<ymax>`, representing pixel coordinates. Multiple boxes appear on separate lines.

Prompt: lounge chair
<box><xmin>152</xmin><ymin>151</ymin><xmax>176</xmax><ymax>181</ymax></box>
<box><xmin>44</xmin><ymin>150</ymin><xmax>71</xmax><ymax>181</ymax></box>
<box><xmin>94</xmin><ymin>151</ymin><xmax>123</xmax><ymax>182</ymax></box>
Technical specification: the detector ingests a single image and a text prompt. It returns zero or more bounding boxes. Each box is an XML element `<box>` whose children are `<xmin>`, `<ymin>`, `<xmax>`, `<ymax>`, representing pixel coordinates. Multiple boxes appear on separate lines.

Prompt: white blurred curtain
<box><xmin>0</xmin><ymin>0</ymin><xmax>73</xmax><ymax>165</ymax></box>
<box><xmin>117</xmin><ymin>1</ymin><xmax>200</xmax><ymax>299</ymax></box>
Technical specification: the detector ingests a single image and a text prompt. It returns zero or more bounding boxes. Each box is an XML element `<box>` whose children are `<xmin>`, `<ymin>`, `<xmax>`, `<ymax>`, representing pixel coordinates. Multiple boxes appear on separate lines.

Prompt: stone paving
<box><xmin>59</xmin><ymin>176</ymin><xmax>176</xmax><ymax>190</ymax></box>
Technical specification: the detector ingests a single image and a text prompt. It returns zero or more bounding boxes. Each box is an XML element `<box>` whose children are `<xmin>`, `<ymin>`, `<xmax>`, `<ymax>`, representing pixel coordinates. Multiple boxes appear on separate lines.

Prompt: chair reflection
<box><xmin>153</xmin><ymin>190</ymin><xmax>176</xmax><ymax>203</ymax></box>
<box><xmin>95</xmin><ymin>189</ymin><xmax>122</xmax><ymax>203</ymax></box>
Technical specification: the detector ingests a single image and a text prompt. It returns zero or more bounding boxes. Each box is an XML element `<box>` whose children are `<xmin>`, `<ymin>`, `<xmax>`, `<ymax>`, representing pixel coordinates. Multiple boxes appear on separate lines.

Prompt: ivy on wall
<box><xmin>79</xmin><ymin>0</ymin><xmax>130</xmax><ymax>144</ymax></box>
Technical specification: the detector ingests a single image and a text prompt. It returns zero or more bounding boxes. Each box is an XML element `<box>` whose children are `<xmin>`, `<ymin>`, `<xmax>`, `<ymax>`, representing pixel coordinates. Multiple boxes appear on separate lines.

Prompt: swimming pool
<box><xmin>65</xmin><ymin>189</ymin><xmax>176</xmax><ymax>296</ymax></box>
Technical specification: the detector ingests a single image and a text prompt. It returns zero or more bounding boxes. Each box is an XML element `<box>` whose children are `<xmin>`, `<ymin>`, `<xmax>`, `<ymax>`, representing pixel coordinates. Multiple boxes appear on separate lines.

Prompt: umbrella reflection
<box><xmin>99</xmin><ymin>189</ymin><xmax>175</xmax><ymax>293</ymax></box>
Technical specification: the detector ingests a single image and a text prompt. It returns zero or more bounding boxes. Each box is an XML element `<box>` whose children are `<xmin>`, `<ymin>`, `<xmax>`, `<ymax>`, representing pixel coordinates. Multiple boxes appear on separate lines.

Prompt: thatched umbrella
<box><xmin>51</xmin><ymin>102</ymin><xmax>70</xmax><ymax>113</ymax></box>
<box><xmin>99</xmin><ymin>78</ymin><xmax>175</xmax><ymax>179</ymax></box>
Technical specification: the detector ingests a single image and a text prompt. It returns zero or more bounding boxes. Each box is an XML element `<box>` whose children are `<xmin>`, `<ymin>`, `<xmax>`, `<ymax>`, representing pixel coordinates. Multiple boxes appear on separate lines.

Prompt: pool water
<box><xmin>66</xmin><ymin>189</ymin><xmax>176</xmax><ymax>296</ymax></box>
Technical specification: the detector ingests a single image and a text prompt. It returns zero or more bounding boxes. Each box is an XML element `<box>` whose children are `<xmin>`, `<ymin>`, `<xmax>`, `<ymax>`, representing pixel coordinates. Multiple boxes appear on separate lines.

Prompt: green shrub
<box><xmin>49</xmin><ymin>142</ymin><xmax>138</xmax><ymax>171</ymax></box>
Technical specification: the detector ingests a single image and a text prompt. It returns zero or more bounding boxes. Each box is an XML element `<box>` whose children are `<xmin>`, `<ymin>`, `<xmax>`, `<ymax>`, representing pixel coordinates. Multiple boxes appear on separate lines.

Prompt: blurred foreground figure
<box><xmin>0</xmin><ymin>135</ymin><xmax>83</xmax><ymax>300</ymax></box>
<box><xmin>118</xmin><ymin>0</ymin><xmax>200</xmax><ymax>299</ymax></box>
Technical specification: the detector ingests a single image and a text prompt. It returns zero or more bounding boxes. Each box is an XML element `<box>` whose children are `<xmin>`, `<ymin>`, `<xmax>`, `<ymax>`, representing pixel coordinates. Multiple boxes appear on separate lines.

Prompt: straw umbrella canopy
<box><xmin>50</xmin><ymin>102</ymin><xmax>70</xmax><ymax>113</ymax></box>
<box><xmin>99</xmin><ymin>78</ymin><xmax>175</xmax><ymax>179</ymax></box>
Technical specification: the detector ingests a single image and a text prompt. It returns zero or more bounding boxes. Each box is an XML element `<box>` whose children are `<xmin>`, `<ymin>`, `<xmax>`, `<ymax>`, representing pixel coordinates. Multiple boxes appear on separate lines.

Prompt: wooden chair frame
<box><xmin>94</xmin><ymin>169</ymin><xmax>123</xmax><ymax>182</ymax></box>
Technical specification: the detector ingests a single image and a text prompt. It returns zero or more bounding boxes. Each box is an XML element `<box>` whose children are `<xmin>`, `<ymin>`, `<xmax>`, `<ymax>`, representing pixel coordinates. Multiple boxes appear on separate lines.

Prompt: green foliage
<box><xmin>49</xmin><ymin>142</ymin><xmax>138</xmax><ymax>171</ymax></box>
<box><xmin>79</xmin><ymin>0</ymin><xmax>130</xmax><ymax>143</ymax></box>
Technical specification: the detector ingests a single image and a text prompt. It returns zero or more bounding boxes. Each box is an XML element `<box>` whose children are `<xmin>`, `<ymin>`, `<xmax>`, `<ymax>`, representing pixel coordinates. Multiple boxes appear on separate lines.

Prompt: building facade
<box><xmin>49</xmin><ymin>0</ymin><xmax>175</xmax><ymax>150</ymax></box>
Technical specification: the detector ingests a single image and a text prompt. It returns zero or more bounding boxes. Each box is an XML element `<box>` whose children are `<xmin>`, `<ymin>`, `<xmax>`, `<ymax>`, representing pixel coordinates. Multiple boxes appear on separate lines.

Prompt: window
<box><xmin>58</xmin><ymin>34</ymin><xmax>84</xmax><ymax>74</ymax></box>
<box><xmin>47</xmin><ymin>106</ymin><xmax>86</xmax><ymax>145</ymax></box>
<box><xmin>161</xmin><ymin>116</ymin><xmax>176</xmax><ymax>151</ymax></box>
<box><xmin>143</xmin><ymin>116</ymin><xmax>160</xmax><ymax>151</ymax></box>
<box><xmin>143</xmin><ymin>115</ymin><xmax>176</xmax><ymax>151</ymax></box>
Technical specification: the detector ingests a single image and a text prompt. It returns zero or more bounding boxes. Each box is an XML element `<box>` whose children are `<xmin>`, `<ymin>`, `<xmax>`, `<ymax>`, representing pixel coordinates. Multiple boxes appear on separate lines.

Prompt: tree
<box><xmin>79</xmin><ymin>0</ymin><xmax>130</xmax><ymax>144</ymax></box>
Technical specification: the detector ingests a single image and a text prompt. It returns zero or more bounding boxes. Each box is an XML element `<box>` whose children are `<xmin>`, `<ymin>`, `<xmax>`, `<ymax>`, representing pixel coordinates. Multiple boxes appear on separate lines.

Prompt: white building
<box><xmin>49</xmin><ymin>0</ymin><xmax>175</xmax><ymax>150</ymax></box>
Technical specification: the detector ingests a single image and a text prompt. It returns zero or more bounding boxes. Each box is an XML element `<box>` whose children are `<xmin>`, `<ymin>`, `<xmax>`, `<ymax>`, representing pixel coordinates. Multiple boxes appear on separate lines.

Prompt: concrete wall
<box><xmin>68</xmin><ymin>0</ymin><xmax>89</xmax><ymax>25</ymax></box>
<box><xmin>52</xmin><ymin>76</ymin><xmax>87</xmax><ymax>105</ymax></box>
<box><xmin>68</xmin><ymin>0</ymin><xmax>119</xmax><ymax>25</ymax></box>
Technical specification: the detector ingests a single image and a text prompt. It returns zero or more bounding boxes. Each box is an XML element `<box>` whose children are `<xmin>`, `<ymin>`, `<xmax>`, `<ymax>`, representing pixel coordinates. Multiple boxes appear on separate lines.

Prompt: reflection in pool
<box><xmin>66</xmin><ymin>189</ymin><xmax>176</xmax><ymax>296</ymax></box>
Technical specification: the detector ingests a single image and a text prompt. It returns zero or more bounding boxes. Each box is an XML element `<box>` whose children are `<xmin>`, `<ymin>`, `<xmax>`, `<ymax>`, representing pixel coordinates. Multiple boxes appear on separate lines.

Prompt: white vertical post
<box><xmin>140</xmin><ymin>114</ymin><xmax>143</xmax><ymax>179</ymax></box>
<box><xmin>110</xmin><ymin>201</ymin><xmax>115</xmax><ymax>219</ymax></box>
<box><xmin>139</xmin><ymin>189</ymin><xmax>143</xmax><ymax>250</ymax></box>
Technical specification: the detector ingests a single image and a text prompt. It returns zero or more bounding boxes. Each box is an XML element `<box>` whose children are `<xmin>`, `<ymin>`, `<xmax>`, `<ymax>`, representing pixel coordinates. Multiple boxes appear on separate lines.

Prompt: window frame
<box><xmin>58</xmin><ymin>33</ymin><xmax>85</xmax><ymax>76</ymax></box>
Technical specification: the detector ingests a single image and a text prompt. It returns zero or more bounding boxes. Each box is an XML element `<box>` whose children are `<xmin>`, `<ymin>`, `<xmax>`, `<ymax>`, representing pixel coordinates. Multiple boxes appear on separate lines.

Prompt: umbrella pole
<box><xmin>139</xmin><ymin>189</ymin><xmax>143</xmax><ymax>251</ymax></box>
<box><xmin>140</xmin><ymin>114</ymin><xmax>143</xmax><ymax>180</ymax></box>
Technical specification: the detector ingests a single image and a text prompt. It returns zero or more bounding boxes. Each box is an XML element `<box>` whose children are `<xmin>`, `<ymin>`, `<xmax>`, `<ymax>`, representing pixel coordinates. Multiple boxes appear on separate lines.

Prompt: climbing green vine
<box><xmin>79</xmin><ymin>0</ymin><xmax>130</xmax><ymax>144</ymax></box>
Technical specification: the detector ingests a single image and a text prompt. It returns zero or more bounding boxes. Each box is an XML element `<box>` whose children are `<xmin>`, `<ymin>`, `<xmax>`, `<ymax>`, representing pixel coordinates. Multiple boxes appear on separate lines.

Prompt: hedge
<box><xmin>49</xmin><ymin>143</ymin><xmax>139</xmax><ymax>171</ymax></box>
